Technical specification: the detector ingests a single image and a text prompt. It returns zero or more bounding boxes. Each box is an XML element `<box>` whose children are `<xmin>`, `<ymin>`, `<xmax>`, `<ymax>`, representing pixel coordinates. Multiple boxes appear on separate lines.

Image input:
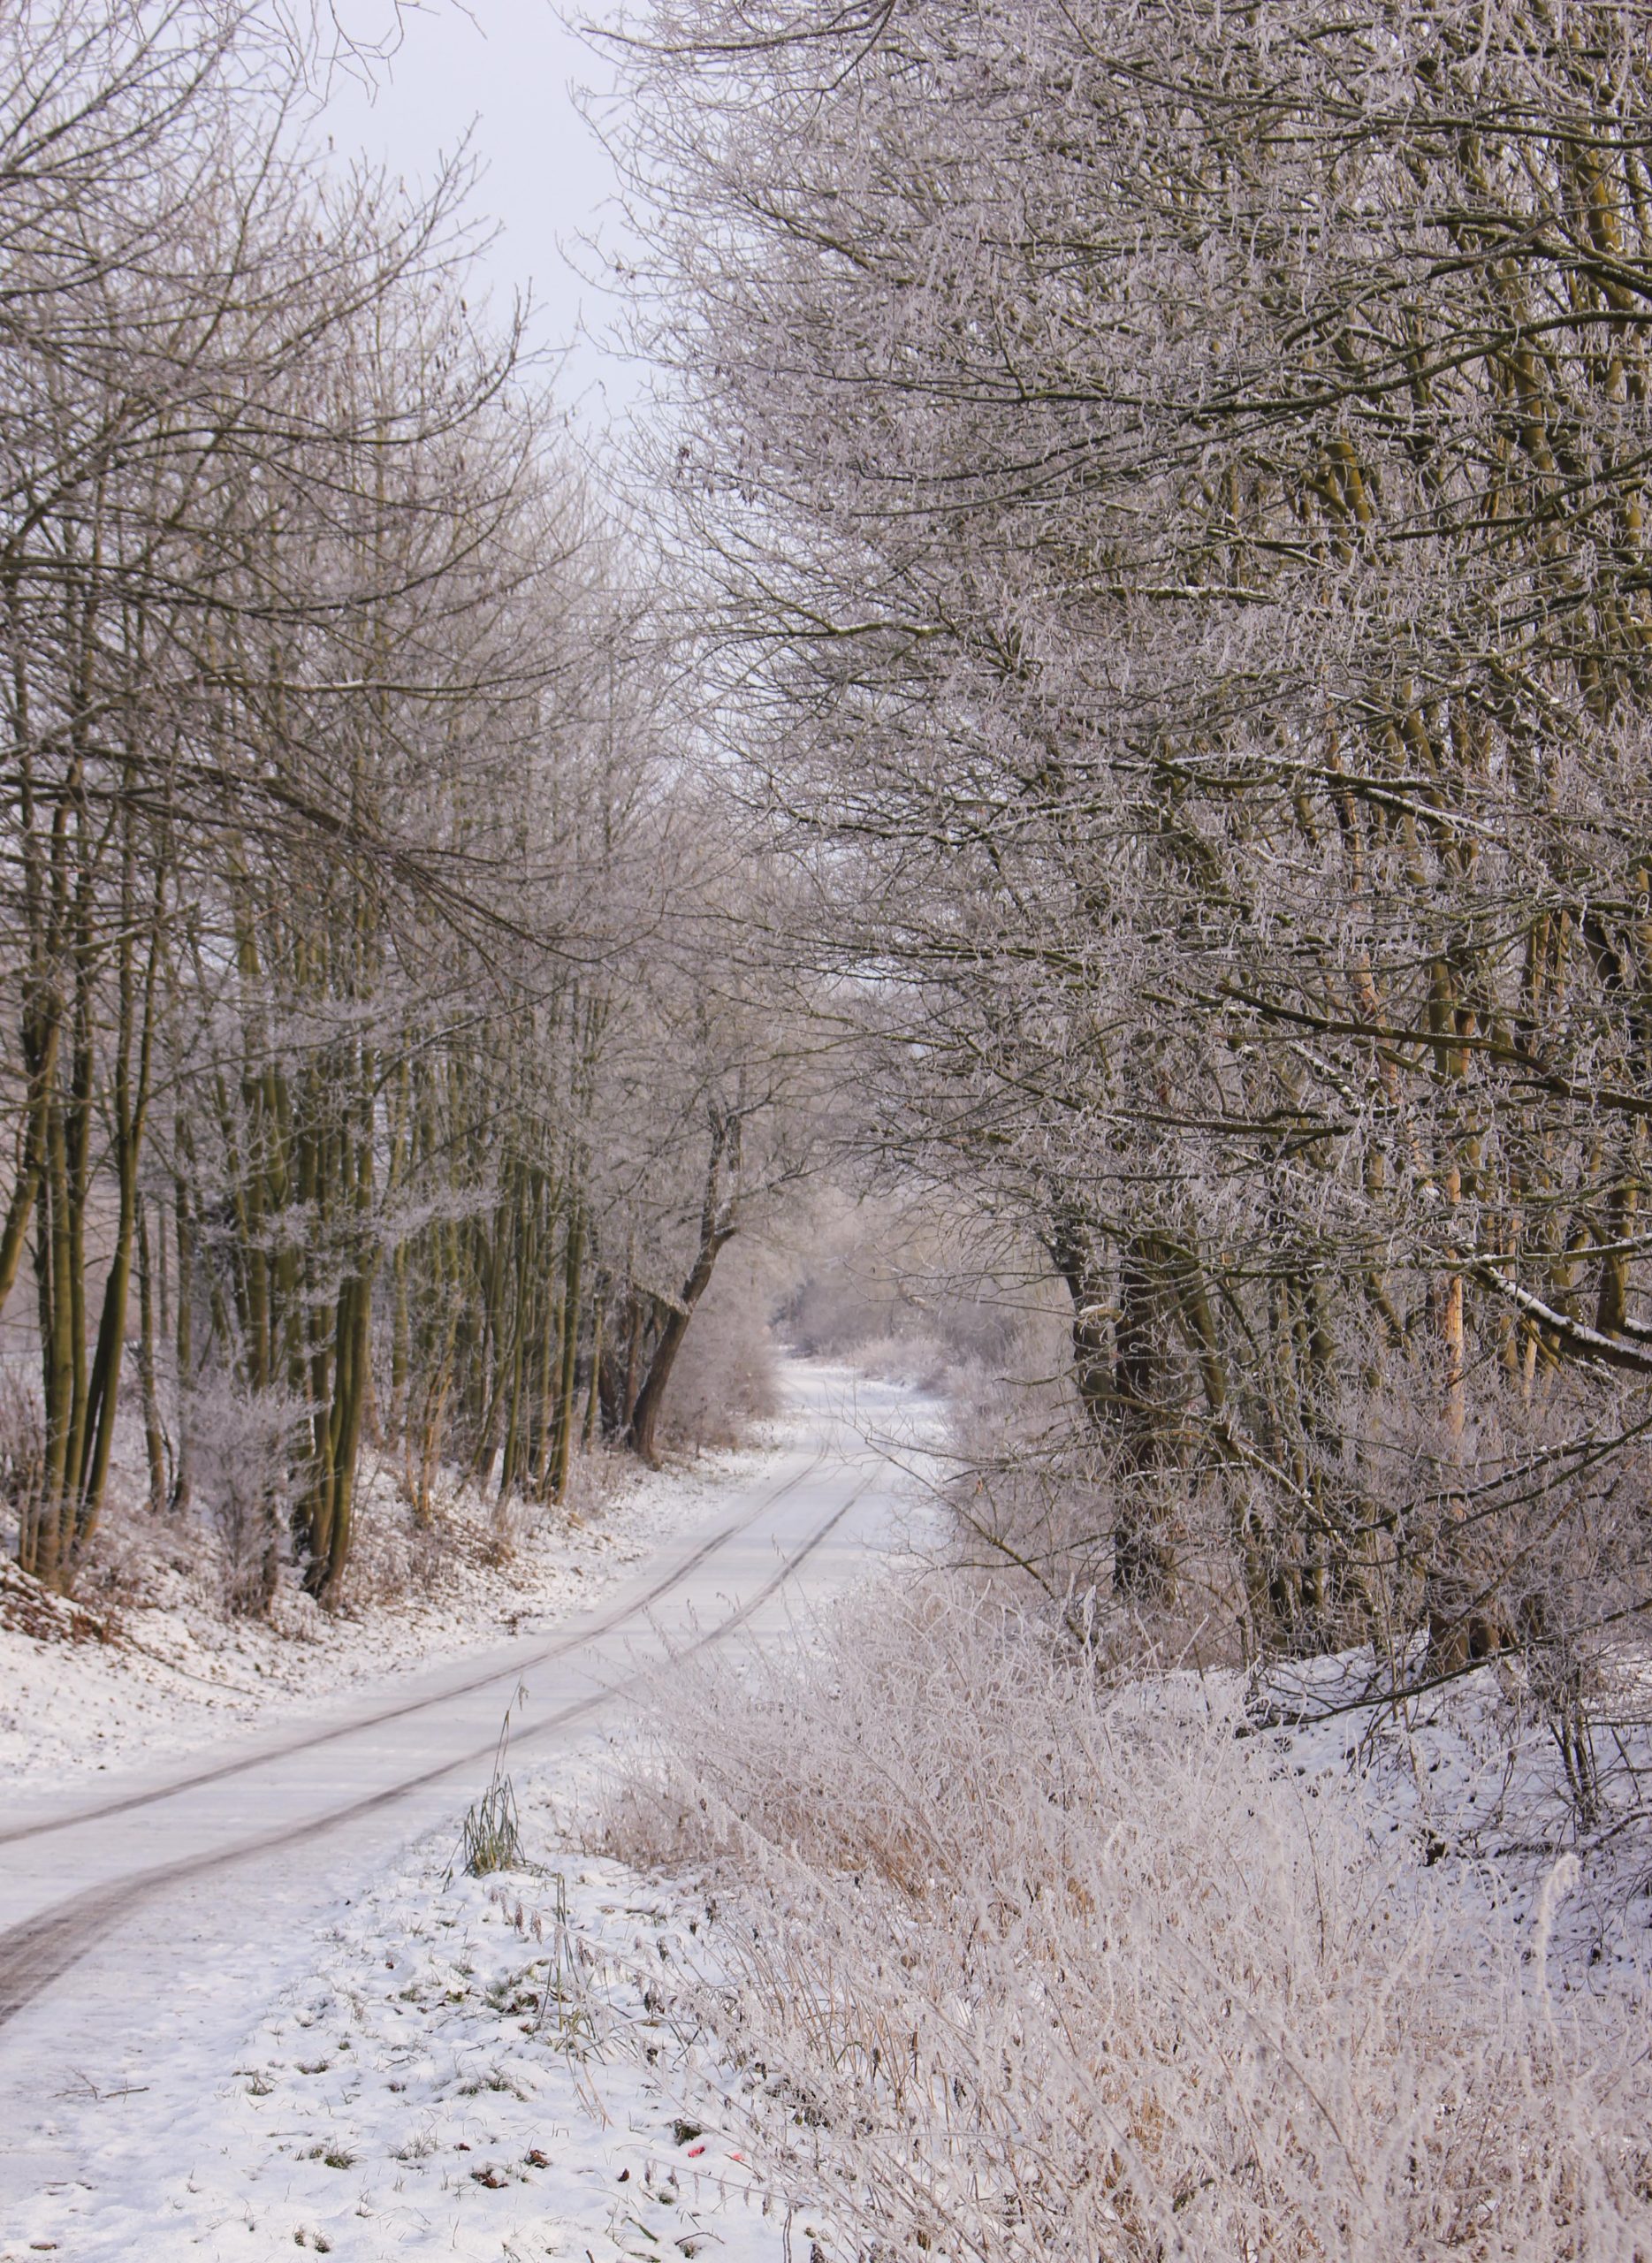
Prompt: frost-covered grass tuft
<box><xmin>603</xmin><ymin>1581</ymin><xmax>1652</xmax><ymax>2261</ymax></box>
<box><xmin>454</xmin><ymin>1770</ymin><xmax>525</xmax><ymax>1878</ymax></box>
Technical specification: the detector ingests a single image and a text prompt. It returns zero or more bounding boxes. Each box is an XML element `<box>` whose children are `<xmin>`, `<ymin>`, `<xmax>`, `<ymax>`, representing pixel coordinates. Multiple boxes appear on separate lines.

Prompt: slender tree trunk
<box><xmin>1112</xmin><ymin>1238</ymin><xmax>1177</xmax><ymax>1607</ymax></box>
<box><xmin>625</xmin><ymin>1116</ymin><xmax>740</xmax><ymax>1468</ymax></box>
<box><xmin>136</xmin><ymin>1199</ymin><xmax>169</xmax><ymax>1514</ymax></box>
<box><xmin>550</xmin><ymin>1200</ymin><xmax>584</xmax><ymax>1501</ymax></box>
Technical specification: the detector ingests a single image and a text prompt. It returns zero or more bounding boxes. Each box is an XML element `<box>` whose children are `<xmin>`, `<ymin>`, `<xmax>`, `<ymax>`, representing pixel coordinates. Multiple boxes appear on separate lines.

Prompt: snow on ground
<box><xmin>0</xmin><ymin>1360</ymin><xmax>929</xmax><ymax>2261</ymax></box>
<box><xmin>1</xmin><ymin>1798</ymin><xmax>805</xmax><ymax>2263</ymax></box>
<box><xmin>5</xmin><ymin>1618</ymin><xmax>1648</xmax><ymax>2259</ymax></box>
<box><xmin>16</xmin><ymin>1368</ymin><xmax>1641</xmax><ymax>2257</ymax></box>
<box><xmin>12</xmin><ymin>1644</ymin><xmax>1646</xmax><ymax>2263</ymax></box>
<box><xmin>1245</xmin><ymin>1639</ymin><xmax>1652</xmax><ymax>1991</ymax></box>
<box><xmin>0</xmin><ymin>1416</ymin><xmax>812</xmax><ymax>1794</ymax></box>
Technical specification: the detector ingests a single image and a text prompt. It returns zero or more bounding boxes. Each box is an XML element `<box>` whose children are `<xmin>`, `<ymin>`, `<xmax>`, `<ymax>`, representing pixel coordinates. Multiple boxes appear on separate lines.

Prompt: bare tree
<box><xmin>0</xmin><ymin>1</ymin><xmax>780</xmax><ymax>1604</ymax></box>
<box><xmin>607</xmin><ymin>0</ymin><xmax>1652</xmax><ymax>1678</ymax></box>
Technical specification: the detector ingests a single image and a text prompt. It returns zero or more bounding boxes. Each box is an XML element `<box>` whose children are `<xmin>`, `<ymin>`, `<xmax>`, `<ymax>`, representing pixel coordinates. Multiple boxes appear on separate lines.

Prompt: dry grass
<box><xmin>0</xmin><ymin>1558</ymin><xmax>120</xmax><ymax>1645</ymax></box>
<box><xmin>602</xmin><ymin>1581</ymin><xmax>1652</xmax><ymax>2261</ymax></box>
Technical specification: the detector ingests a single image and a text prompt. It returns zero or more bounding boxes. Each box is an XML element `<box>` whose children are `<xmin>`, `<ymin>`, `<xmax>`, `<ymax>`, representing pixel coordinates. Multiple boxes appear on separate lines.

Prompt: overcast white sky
<box><xmin>319</xmin><ymin>1</ymin><xmax>639</xmax><ymax>428</ymax></box>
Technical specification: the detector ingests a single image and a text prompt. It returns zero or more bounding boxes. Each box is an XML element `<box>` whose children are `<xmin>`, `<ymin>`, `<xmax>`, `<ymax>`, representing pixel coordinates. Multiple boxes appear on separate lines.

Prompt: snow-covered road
<box><xmin>0</xmin><ymin>1367</ymin><xmax>928</xmax><ymax>2239</ymax></box>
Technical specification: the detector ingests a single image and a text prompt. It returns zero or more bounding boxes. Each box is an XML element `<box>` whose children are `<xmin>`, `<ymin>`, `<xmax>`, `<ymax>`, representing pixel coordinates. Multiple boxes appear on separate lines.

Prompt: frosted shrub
<box><xmin>604</xmin><ymin>1584</ymin><xmax>1651</xmax><ymax>2260</ymax></box>
<box><xmin>657</xmin><ymin>1249</ymin><xmax>781</xmax><ymax>1453</ymax></box>
<box><xmin>0</xmin><ymin>1371</ymin><xmax>45</xmax><ymax>1556</ymax></box>
<box><xmin>185</xmin><ymin>1378</ymin><xmax>296</xmax><ymax>1617</ymax></box>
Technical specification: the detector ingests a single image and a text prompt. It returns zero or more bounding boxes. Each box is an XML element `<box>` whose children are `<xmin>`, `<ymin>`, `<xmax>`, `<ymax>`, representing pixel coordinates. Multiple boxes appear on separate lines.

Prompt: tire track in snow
<box><xmin>0</xmin><ymin>1447</ymin><xmax>826</xmax><ymax>1851</ymax></box>
<box><xmin>0</xmin><ymin>1472</ymin><xmax>863</xmax><ymax>2026</ymax></box>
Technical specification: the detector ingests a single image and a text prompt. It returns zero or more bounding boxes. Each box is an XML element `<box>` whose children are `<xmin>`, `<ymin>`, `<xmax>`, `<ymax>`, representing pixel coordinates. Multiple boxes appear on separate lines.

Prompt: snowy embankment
<box><xmin>1</xmin><ymin>1806</ymin><xmax>775</xmax><ymax>2263</ymax></box>
<box><xmin>0</xmin><ymin>1427</ymin><xmax>799</xmax><ymax>1793</ymax></box>
<box><xmin>593</xmin><ymin>1585</ymin><xmax>1652</xmax><ymax>2259</ymax></box>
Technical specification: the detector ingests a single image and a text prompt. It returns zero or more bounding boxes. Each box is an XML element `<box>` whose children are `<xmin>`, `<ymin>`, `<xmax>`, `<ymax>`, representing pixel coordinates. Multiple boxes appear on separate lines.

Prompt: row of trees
<box><xmin>0</xmin><ymin>2</ymin><xmax>788</xmax><ymax>1604</ymax></box>
<box><xmin>615</xmin><ymin>0</ymin><xmax>1652</xmax><ymax>1698</ymax></box>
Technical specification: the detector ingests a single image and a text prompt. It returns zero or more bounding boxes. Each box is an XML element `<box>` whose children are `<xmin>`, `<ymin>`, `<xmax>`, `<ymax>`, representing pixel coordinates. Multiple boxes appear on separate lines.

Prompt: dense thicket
<box><xmin>0</xmin><ymin>1</ymin><xmax>783</xmax><ymax>1604</ymax></box>
<box><xmin>614</xmin><ymin>0</ymin><xmax>1652</xmax><ymax>1715</ymax></box>
<box><xmin>605</xmin><ymin>1584</ymin><xmax>1652</xmax><ymax>2260</ymax></box>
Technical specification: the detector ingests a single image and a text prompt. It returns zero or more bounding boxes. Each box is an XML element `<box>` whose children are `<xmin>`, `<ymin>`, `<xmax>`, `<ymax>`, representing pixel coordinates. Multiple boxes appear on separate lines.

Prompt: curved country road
<box><xmin>0</xmin><ymin>1367</ymin><xmax>924</xmax><ymax>2220</ymax></box>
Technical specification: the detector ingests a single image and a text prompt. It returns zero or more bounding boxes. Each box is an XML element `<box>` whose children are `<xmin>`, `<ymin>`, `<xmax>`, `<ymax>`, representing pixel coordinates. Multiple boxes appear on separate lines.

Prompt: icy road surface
<box><xmin>0</xmin><ymin>1366</ymin><xmax>933</xmax><ymax>2244</ymax></box>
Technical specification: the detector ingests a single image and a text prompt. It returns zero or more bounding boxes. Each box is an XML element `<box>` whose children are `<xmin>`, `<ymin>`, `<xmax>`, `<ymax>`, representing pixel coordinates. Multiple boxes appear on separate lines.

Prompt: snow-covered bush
<box><xmin>183</xmin><ymin>1378</ymin><xmax>298</xmax><ymax>1617</ymax></box>
<box><xmin>655</xmin><ymin>1246</ymin><xmax>781</xmax><ymax>1453</ymax></box>
<box><xmin>0</xmin><ymin>1369</ymin><xmax>44</xmax><ymax>1554</ymax></box>
<box><xmin>604</xmin><ymin>1583</ymin><xmax>1652</xmax><ymax>2259</ymax></box>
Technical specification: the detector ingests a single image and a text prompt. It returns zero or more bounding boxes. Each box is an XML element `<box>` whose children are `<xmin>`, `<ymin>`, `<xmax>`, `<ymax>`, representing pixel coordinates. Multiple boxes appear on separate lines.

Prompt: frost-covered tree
<box><xmin>611</xmin><ymin>0</ymin><xmax>1652</xmax><ymax>1673</ymax></box>
<box><xmin>0</xmin><ymin>0</ymin><xmax>780</xmax><ymax>1602</ymax></box>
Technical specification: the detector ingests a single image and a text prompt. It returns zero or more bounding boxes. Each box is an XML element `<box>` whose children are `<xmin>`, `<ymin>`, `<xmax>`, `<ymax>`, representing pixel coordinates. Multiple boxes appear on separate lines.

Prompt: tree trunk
<box><xmin>624</xmin><ymin>1116</ymin><xmax>739</xmax><ymax>1468</ymax></box>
